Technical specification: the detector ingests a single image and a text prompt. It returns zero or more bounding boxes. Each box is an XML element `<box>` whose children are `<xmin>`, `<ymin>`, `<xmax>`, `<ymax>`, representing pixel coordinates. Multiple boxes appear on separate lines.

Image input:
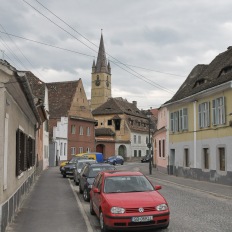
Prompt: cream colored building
<box><xmin>164</xmin><ymin>47</ymin><xmax>232</xmax><ymax>185</ymax></box>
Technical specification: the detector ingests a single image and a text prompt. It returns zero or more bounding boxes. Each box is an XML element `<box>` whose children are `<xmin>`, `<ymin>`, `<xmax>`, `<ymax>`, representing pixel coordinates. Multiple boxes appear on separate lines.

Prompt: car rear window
<box><xmin>89</xmin><ymin>166</ymin><xmax>115</xmax><ymax>177</ymax></box>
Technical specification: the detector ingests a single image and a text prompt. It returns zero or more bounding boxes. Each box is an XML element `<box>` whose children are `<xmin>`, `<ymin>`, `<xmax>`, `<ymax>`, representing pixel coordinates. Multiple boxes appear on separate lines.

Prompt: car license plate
<box><xmin>131</xmin><ymin>216</ymin><xmax>153</xmax><ymax>222</ymax></box>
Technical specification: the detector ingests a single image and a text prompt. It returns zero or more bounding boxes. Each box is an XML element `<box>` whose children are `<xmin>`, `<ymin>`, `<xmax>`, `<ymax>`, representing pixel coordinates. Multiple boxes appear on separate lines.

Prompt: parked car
<box><xmin>60</xmin><ymin>156</ymin><xmax>84</xmax><ymax>177</ymax></box>
<box><xmin>89</xmin><ymin>170</ymin><xmax>170</xmax><ymax>232</ymax></box>
<box><xmin>105</xmin><ymin>155</ymin><xmax>124</xmax><ymax>165</ymax></box>
<box><xmin>59</xmin><ymin>155</ymin><xmax>84</xmax><ymax>171</ymax></box>
<box><xmin>79</xmin><ymin>163</ymin><xmax>116</xmax><ymax>202</ymax></box>
<box><xmin>73</xmin><ymin>159</ymin><xmax>97</xmax><ymax>185</ymax></box>
<box><xmin>141</xmin><ymin>154</ymin><xmax>151</xmax><ymax>163</ymax></box>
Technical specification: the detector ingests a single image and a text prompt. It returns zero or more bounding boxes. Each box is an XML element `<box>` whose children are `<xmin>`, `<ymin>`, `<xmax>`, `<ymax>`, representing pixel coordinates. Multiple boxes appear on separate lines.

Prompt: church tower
<box><xmin>91</xmin><ymin>33</ymin><xmax>112</xmax><ymax>110</ymax></box>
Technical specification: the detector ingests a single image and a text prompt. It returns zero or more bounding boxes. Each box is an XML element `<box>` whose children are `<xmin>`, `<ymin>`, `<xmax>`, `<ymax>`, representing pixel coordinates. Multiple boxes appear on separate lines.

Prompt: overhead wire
<box><xmin>23</xmin><ymin>0</ymin><xmax>176</xmax><ymax>94</ymax></box>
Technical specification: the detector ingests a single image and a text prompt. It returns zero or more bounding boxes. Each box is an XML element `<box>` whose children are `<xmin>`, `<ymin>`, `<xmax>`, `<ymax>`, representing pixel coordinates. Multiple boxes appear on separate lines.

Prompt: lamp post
<box><xmin>147</xmin><ymin>110</ymin><xmax>152</xmax><ymax>175</ymax></box>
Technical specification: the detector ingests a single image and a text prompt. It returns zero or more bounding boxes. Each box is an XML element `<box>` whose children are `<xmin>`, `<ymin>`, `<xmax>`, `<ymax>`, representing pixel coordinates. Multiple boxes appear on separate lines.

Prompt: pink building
<box><xmin>153</xmin><ymin>106</ymin><xmax>168</xmax><ymax>173</ymax></box>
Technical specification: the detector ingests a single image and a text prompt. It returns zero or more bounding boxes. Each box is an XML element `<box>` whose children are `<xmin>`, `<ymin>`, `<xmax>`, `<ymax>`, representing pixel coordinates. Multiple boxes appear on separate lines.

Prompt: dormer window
<box><xmin>218</xmin><ymin>66</ymin><xmax>232</xmax><ymax>77</ymax></box>
<box><xmin>193</xmin><ymin>78</ymin><xmax>206</xmax><ymax>88</ymax></box>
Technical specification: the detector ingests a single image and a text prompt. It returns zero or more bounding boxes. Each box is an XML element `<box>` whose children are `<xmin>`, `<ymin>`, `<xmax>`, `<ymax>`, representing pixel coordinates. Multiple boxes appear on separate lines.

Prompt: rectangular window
<box><xmin>79</xmin><ymin>147</ymin><xmax>83</xmax><ymax>153</ymax></box>
<box><xmin>71</xmin><ymin>147</ymin><xmax>76</xmax><ymax>155</ymax></box>
<box><xmin>71</xmin><ymin>125</ymin><xmax>76</xmax><ymax>134</ymax></box>
<box><xmin>138</xmin><ymin>135</ymin><xmax>141</xmax><ymax>144</ymax></box>
<box><xmin>159</xmin><ymin>140</ymin><xmax>161</xmax><ymax>157</ymax></box>
<box><xmin>184</xmin><ymin>148</ymin><xmax>189</xmax><ymax>167</ymax></box>
<box><xmin>79</xmin><ymin>126</ymin><xmax>83</xmax><ymax>135</ymax></box>
<box><xmin>134</xmin><ymin>150</ymin><xmax>137</xmax><ymax>157</ymax></box>
<box><xmin>212</xmin><ymin>97</ymin><xmax>225</xmax><ymax>125</ymax></box>
<box><xmin>60</xmin><ymin>143</ymin><xmax>63</xmax><ymax>157</ymax></box>
<box><xmin>199</xmin><ymin>102</ymin><xmax>210</xmax><ymax>128</ymax></box>
<box><xmin>162</xmin><ymin>140</ymin><xmax>165</xmax><ymax>157</ymax></box>
<box><xmin>138</xmin><ymin>150</ymin><xmax>142</xmax><ymax>157</ymax></box>
<box><xmin>87</xmin><ymin>127</ymin><xmax>90</xmax><ymax>136</ymax></box>
<box><xmin>179</xmin><ymin>108</ymin><xmax>188</xmax><ymax>131</ymax></box>
<box><xmin>203</xmin><ymin>148</ymin><xmax>209</xmax><ymax>169</ymax></box>
<box><xmin>170</xmin><ymin>111</ymin><xmax>179</xmax><ymax>132</ymax></box>
<box><xmin>134</xmin><ymin>135</ymin><xmax>136</xmax><ymax>144</ymax></box>
<box><xmin>16</xmin><ymin>129</ymin><xmax>35</xmax><ymax>176</ymax></box>
<box><xmin>108</xmin><ymin>120</ymin><xmax>112</xmax><ymax>125</ymax></box>
<box><xmin>86</xmin><ymin>147</ymin><xmax>91</xmax><ymax>152</ymax></box>
<box><xmin>64</xmin><ymin>143</ymin><xmax>66</xmax><ymax>156</ymax></box>
<box><xmin>218</xmin><ymin>147</ymin><xmax>225</xmax><ymax>171</ymax></box>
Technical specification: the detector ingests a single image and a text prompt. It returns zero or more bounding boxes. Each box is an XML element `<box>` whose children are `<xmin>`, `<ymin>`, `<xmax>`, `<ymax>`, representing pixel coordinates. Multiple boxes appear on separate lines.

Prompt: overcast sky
<box><xmin>1</xmin><ymin>0</ymin><xmax>232</xmax><ymax>109</ymax></box>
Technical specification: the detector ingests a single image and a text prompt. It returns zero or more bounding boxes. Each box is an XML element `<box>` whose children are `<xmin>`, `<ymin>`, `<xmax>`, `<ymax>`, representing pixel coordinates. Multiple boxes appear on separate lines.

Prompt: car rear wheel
<box><xmin>100</xmin><ymin>210</ymin><xmax>109</xmax><ymax>232</ymax></box>
<box><xmin>90</xmin><ymin>199</ymin><xmax>95</xmax><ymax>215</ymax></box>
<box><xmin>113</xmin><ymin>161</ymin><xmax>116</xmax><ymax>165</ymax></box>
<box><xmin>83</xmin><ymin>188</ymin><xmax>89</xmax><ymax>202</ymax></box>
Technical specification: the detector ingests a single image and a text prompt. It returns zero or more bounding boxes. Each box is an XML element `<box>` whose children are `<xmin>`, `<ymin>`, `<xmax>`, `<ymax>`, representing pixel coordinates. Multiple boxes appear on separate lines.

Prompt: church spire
<box><xmin>95</xmin><ymin>32</ymin><xmax>109</xmax><ymax>73</ymax></box>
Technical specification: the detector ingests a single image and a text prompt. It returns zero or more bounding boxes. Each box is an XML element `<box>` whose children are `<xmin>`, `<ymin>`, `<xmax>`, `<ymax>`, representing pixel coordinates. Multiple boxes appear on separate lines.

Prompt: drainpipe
<box><xmin>193</xmin><ymin>101</ymin><xmax>197</xmax><ymax>168</ymax></box>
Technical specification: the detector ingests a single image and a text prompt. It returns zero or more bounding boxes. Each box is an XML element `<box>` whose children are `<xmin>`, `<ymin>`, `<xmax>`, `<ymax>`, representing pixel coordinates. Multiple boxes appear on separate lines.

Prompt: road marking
<box><xmin>69</xmin><ymin>179</ymin><xmax>94</xmax><ymax>232</ymax></box>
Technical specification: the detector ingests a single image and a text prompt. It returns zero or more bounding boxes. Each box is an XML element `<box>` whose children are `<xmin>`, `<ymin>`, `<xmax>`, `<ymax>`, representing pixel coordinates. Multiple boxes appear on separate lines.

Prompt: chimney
<box><xmin>132</xmin><ymin>101</ymin><xmax>137</xmax><ymax>107</ymax></box>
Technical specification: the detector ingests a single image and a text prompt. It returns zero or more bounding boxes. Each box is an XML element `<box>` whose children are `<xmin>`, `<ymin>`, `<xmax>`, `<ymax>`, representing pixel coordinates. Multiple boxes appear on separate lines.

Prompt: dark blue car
<box><xmin>106</xmin><ymin>155</ymin><xmax>124</xmax><ymax>165</ymax></box>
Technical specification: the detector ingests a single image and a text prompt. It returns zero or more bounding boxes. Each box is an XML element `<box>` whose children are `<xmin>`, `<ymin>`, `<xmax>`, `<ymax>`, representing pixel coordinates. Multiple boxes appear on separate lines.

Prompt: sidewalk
<box><xmin>6</xmin><ymin>167</ymin><xmax>89</xmax><ymax>232</ymax></box>
<box><xmin>148</xmin><ymin>168</ymin><xmax>232</xmax><ymax>199</ymax></box>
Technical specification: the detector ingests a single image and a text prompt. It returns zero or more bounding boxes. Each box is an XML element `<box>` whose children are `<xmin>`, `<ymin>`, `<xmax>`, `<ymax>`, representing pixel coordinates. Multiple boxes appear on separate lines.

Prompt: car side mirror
<box><xmin>154</xmin><ymin>185</ymin><xmax>162</xmax><ymax>190</ymax></box>
<box><xmin>93</xmin><ymin>187</ymin><xmax>100</xmax><ymax>193</ymax></box>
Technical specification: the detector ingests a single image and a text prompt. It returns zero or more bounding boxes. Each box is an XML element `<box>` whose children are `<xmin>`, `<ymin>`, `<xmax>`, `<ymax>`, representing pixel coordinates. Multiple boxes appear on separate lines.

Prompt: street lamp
<box><xmin>147</xmin><ymin>110</ymin><xmax>152</xmax><ymax>175</ymax></box>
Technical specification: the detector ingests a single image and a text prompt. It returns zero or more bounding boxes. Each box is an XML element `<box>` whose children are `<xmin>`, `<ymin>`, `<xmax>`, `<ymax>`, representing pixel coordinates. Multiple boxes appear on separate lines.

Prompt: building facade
<box><xmin>0</xmin><ymin>61</ymin><xmax>44</xmax><ymax>232</ymax></box>
<box><xmin>93</xmin><ymin>98</ymin><xmax>150</xmax><ymax>160</ymax></box>
<box><xmin>164</xmin><ymin>47</ymin><xmax>232</xmax><ymax>185</ymax></box>
<box><xmin>48</xmin><ymin>79</ymin><xmax>96</xmax><ymax>164</ymax></box>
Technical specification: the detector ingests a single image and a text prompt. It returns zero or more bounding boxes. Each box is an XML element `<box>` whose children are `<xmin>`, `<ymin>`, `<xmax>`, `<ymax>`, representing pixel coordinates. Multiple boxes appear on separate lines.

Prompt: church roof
<box><xmin>94</xmin><ymin>34</ymin><xmax>110</xmax><ymax>74</ymax></box>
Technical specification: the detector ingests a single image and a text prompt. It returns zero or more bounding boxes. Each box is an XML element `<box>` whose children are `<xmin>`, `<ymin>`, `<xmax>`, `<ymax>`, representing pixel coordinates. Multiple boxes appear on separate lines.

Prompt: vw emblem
<box><xmin>138</xmin><ymin>208</ymin><xmax>144</xmax><ymax>213</ymax></box>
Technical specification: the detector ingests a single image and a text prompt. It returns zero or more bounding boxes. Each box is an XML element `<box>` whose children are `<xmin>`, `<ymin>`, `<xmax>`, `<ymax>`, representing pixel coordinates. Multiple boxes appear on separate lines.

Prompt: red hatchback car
<box><xmin>89</xmin><ymin>170</ymin><xmax>170</xmax><ymax>232</ymax></box>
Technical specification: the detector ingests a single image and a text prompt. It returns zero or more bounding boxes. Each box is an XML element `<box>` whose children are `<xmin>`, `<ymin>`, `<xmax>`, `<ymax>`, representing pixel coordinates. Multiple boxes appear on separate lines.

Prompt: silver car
<box><xmin>73</xmin><ymin>159</ymin><xmax>97</xmax><ymax>185</ymax></box>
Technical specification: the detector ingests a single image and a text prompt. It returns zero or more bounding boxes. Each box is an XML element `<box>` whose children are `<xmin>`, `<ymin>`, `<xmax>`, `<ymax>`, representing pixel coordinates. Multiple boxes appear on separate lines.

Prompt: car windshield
<box><xmin>104</xmin><ymin>175</ymin><xmax>154</xmax><ymax>193</ymax></box>
<box><xmin>89</xmin><ymin>166</ymin><xmax>115</xmax><ymax>178</ymax></box>
<box><xmin>69</xmin><ymin>158</ymin><xmax>77</xmax><ymax>163</ymax></box>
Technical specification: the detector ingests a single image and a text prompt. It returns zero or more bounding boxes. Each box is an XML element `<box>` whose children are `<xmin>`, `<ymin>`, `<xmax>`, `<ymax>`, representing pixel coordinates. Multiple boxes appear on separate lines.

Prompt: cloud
<box><xmin>1</xmin><ymin>0</ymin><xmax>232</xmax><ymax>109</ymax></box>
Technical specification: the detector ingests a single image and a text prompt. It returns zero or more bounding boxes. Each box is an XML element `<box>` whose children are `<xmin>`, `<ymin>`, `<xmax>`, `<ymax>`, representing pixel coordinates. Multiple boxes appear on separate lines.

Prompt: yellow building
<box><xmin>164</xmin><ymin>47</ymin><xmax>232</xmax><ymax>185</ymax></box>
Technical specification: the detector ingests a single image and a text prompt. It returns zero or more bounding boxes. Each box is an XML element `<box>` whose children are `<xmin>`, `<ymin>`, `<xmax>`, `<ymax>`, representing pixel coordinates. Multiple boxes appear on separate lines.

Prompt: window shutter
<box><xmin>179</xmin><ymin>109</ymin><xmax>183</xmax><ymax>131</ymax></box>
<box><xmin>222</xmin><ymin>96</ymin><xmax>226</xmax><ymax>124</ymax></box>
<box><xmin>16</xmin><ymin>129</ymin><xmax>21</xmax><ymax>176</ymax></box>
<box><xmin>183</xmin><ymin>108</ymin><xmax>188</xmax><ymax>130</ymax></box>
<box><xmin>212</xmin><ymin>99</ymin><xmax>216</xmax><ymax>125</ymax></box>
<box><xmin>198</xmin><ymin>104</ymin><xmax>202</xmax><ymax>128</ymax></box>
<box><xmin>170</xmin><ymin>113</ymin><xmax>174</xmax><ymax>132</ymax></box>
<box><xmin>207</xmin><ymin>102</ymin><xmax>210</xmax><ymax>127</ymax></box>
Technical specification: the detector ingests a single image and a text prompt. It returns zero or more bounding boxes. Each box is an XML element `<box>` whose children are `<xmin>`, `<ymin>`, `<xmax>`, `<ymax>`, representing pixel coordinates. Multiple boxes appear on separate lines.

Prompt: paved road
<box><xmin>6</xmin><ymin>163</ymin><xmax>232</xmax><ymax>232</ymax></box>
